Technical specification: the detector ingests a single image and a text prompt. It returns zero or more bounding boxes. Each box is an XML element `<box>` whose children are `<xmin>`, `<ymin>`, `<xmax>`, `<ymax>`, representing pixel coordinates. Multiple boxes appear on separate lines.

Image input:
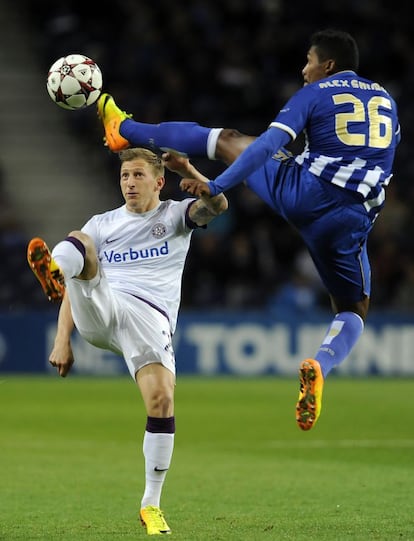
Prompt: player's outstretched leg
<box><xmin>27</xmin><ymin>237</ymin><xmax>65</xmax><ymax>302</ymax></box>
<box><xmin>97</xmin><ymin>93</ymin><xmax>219</xmax><ymax>157</ymax></box>
<box><xmin>296</xmin><ymin>358</ymin><xmax>324</xmax><ymax>431</ymax></box>
<box><xmin>140</xmin><ymin>505</ymin><xmax>171</xmax><ymax>535</ymax></box>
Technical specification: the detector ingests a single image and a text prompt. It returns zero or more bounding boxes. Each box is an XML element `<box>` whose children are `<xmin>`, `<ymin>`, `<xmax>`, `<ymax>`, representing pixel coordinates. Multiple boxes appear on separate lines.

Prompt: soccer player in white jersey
<box><xmin>96</xmin><ymin>29</ymin><xmax>400</xmax><ymax>432</ymax></box>
<box><xmin>27</xmin><ymin>148</ymin><xmax>228</xmax><ymax>535</ymax></box>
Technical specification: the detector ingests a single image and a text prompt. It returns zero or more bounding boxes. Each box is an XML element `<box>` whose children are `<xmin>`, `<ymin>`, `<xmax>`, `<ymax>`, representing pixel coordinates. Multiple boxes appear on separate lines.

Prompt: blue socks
<box><xmin>315</xmin><ymin>311</ymin><xmax>364</xmax><ymax>378</ymax></box>
<box><xmin>120</xmin><ymin>119</ymin><xmax>215</xmax><ymax>157</ymax></box>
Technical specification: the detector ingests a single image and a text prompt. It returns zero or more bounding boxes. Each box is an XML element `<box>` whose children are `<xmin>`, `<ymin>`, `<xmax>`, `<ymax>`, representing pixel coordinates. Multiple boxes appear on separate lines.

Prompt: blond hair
<box><xmin>119</xmin><ymin>148</ymin><xmax>164</xmax><ymax>177</ymax></box>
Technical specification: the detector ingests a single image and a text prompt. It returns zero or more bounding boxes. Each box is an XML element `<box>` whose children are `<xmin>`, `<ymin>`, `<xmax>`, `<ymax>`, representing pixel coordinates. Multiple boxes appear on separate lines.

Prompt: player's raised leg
<box><xmin>28</xmin><ymin>235</ymin><xmax>89</xmax><ymax>302</ymax></box>
<box><xmin>96</xmin><ymin>93</ymin><xmax>255</xmax><ymax>164</ymax></box>
<box><xmin>97</xmin><ymin>93</ymin><xmax>218</xmax><ymax>156</ymax></box>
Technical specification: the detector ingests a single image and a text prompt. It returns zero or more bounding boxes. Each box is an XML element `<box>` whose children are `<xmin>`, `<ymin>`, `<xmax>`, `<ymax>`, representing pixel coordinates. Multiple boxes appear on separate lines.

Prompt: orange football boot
<box><xmin>27</xmin><ymin>237</ymin><xmax>65</xmax><ymax>302</ymax></box>
<box><xmin>97</xmin><ymin>93</ymin><xmax>132</xmax><ymax>152</ymax></box>
<box><xmin>296</xmin><ymin>358</ymin><xmax>324</xmax><ymax>431</ymax></box>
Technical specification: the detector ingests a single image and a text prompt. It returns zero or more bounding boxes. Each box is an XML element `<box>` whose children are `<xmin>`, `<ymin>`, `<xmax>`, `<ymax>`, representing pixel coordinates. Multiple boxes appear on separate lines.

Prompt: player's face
<box><xmin>120</xmin><ymin>158</ymin><xmax>165</xmax><ymax>213</ymax></box>
<box><xmin>302</xmin><ymin>46</ymin><xmax>333</xmax><ymax>85</ymax></box>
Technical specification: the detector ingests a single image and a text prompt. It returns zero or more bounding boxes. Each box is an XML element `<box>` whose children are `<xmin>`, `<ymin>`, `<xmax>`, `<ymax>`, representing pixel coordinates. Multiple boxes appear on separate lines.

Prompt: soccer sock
<box><xmin>141</xmin><ymin>416</ymin><xmax>175</xmax><ymax>509</ymax></box>
<box><xmin>120</xmin><ymin>119</ymin><xmax>222</xmax><ymax>159</ymax></box>
<box><xmin>51</xmin><ymin>236</ymin><xmax>85</xmax><ymax>279</ymax></box>
<box><xmin>314</xmin><ymin>311</ymin><xmax>364</xmax><ymax>378</ymax></box>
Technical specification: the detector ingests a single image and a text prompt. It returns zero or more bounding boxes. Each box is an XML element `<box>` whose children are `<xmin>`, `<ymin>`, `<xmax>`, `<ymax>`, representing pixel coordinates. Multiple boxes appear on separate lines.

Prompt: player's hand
<box><xmin>180</xmin><ymin>178</ymin><xmax>212</xmax><ymax>197</ymax></box>
<box><xmin>49</xmin><ymin>340</ymin><xmax>75</xmax><ymax>377</ymax></box>
<box><xmin>162</xmin><ymin>150</ymin><xmax>190</xmax><ymax>176</ymax></box>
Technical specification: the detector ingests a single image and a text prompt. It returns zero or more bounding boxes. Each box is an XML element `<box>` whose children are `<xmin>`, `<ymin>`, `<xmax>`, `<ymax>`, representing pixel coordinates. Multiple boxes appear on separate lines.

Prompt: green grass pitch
<box><xmin>1</xmin><ymin>375</ymin><xmax>413</xmax><ymax>540</ymax></box>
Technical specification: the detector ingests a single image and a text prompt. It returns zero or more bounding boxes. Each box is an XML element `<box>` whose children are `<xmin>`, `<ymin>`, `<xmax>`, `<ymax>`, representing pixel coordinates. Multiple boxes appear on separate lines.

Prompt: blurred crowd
<box><xmin>5</xmin><ymin>0</ymin><xmax>414</xmax><ymax>313</ymax></box>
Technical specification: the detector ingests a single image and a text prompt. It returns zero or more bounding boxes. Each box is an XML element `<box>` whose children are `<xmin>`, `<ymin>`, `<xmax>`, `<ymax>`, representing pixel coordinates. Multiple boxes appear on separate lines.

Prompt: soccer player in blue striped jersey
<box><xmin>97</xmin><ymin>29</ymin><xmax>400</xmax><ymax>431</ymax></box>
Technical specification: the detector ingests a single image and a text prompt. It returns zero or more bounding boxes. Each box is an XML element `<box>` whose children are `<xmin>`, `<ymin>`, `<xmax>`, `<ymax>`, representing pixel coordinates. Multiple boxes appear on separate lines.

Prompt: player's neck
<box><xmin>125</xmin><ymin>199</ymin><xmax>161</xmax><ymax>214</ymax></box>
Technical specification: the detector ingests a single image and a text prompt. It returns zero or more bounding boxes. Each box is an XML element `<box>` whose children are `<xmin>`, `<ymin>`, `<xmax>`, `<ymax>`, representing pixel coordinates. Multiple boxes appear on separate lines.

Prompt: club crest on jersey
<box><xmin>151</xmin><ymin>222</ymin><xmax>167</xmax><ymax>239</ymax></box>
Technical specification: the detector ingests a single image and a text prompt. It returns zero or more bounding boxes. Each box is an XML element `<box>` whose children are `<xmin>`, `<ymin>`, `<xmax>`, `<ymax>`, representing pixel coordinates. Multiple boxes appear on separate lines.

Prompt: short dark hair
<box><xmin>310</xmin><ymin>29</ymin><xmax>359</xmax><ymax>72</ymax></box>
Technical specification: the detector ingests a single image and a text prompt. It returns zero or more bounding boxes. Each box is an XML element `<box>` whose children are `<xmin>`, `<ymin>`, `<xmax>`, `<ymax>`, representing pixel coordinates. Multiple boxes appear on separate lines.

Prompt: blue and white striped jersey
<box><xmin>270</xmin><ymin>70</ymin><xmax>400</xmax><ymax>217</ymax></box>
<box><xmin>209</xmin><ymin>70</ymin><xmax>400</xmax><ymax>222</ymax></box>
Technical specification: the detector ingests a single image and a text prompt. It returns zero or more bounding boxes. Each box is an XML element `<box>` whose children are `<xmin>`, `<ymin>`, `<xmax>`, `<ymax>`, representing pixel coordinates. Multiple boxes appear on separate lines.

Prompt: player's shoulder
<box><xmin>299</xmin><ymin>71</ymin><xmax>397</xmax><ymax>109</ymax></box>
<box><xmin>160</xmin><ymin>197</ymin><xmax>195</xmax><ymax>213</ymax></box>
<box><xmin>310</xmin><ymin>71</ymin><xmax>393</xmax><ymax>97</ymax></box>
<box><xmin>301</xmin><ymin>71</ymin><xmax>356</xmax><ymax>93</ymax></box>
<box><xmin>87</xmin><ymin>204</ymin><xmax>125</xmax><ymax>224</ymax></box>
<box><xmin>159</xmin><ymin>198</ymin><xmax>198</xmax><ymax>230</ymax></box>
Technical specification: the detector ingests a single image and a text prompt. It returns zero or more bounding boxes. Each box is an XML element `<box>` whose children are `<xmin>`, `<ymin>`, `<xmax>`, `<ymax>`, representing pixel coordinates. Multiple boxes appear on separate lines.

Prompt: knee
<box><xmin>216</xmin><ymin>129</ymin><xmax>256</xmax><ymax>164</ymax></box>
<box><xmin>66</xmin><ymin>230</ymin><xmax>98</xmax><ymax>278</ymax></box>
<box><xmin>146</xmin><ymin>387</ymin><xmax>174</xmax><ymax>418</ymax></box>
<box><xmin>331</xmin><ymin>296</ymin><xmax>369</xmax><ymax>321</ymax></box>
<box><xmin>67</xmin><ymin>230</ymin><xmax>92</xmax><ymax>248</ymax></box>
<box><xmin>219</xmin><ymin>128</ymin><xmax>246</xmax><ymax>140</ymax></box>
<box><xmin>67</xmin><ymin>230</ymin><xmax>96</xmax><ymax>258</ymax></box>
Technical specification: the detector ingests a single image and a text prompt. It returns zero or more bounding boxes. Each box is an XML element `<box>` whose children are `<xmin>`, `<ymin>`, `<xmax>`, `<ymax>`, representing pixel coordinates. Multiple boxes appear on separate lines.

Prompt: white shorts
<box><xmin>66</xmin><ymin>270</ymin><xmax>176</xmax><ymax>379</ymax></box>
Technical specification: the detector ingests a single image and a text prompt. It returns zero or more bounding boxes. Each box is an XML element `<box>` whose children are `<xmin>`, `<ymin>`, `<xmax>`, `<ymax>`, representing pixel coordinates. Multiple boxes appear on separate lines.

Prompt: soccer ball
<box><xmin>46</xmin><ymin>54</ymin><xmax>103</xmax><ymax>110</ymax></box>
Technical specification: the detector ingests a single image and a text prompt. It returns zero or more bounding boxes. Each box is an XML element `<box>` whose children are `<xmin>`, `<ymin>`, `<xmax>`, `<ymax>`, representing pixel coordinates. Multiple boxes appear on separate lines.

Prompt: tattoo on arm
<box><xmin>191</xmin><ymin>201</ymin><xmax>216</xmax><ymax>224</ymax></box>
<box><xmin>190</xmin><ymin>194</ymin><xmax>227</xmax><ymax>225</ymax></box>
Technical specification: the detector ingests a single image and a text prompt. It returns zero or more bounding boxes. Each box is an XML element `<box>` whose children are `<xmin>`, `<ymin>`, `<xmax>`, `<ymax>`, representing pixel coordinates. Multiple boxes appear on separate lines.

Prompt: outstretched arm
<box><xmin>163</xmin><ymin>151</ymin><xmax>228</xmax><ymax>226</ymax></box>
<box><xmin>180</xmin><ymin>126</ymin><xmax>292</xmax><ymax>197</ymax></box>
<box><xmin>49</xmin><ymin>294</ymin><xmax>75</xmax><ymax>377</ymax></box>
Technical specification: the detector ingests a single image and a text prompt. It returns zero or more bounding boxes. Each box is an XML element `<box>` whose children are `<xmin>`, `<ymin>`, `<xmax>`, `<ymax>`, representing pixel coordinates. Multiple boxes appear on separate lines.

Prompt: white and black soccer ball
<box><xmin>46</xmin><ymin>54</ymin><xmax>103</xmax><ymax>110</ymax></box>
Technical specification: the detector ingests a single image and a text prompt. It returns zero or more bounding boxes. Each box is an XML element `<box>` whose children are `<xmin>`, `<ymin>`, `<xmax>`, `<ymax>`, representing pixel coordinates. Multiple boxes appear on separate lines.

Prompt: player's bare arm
<box><xmin>163</xmin><ymin>151</ymin><xmax>227</xmax><ymax>225</ymax></box>
<box><xmin>189</xmin><ymin>190</ymin><xmax>228</xmax><ymax>227</ymax></box>
<box><xmin>180</xmin><ymin>178</ymin><xmax>212</xmax><ymax>198</ymax></box>
<box><xmin>49</xmin><ymin>294</ymin><xmax>75</xmax><ymax>377</ymax></box>
<box><xmin>182</xmin><ymin>171</ymin><xmax>227</xmax><ymax>226</ymax></box>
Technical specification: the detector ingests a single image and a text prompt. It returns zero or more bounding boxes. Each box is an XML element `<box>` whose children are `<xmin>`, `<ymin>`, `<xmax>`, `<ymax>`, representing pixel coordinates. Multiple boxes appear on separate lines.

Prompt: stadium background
<box><xmin>0</xmin><ymin>0</ymin><xmax>413</xmax><ymax>375</ymax></box>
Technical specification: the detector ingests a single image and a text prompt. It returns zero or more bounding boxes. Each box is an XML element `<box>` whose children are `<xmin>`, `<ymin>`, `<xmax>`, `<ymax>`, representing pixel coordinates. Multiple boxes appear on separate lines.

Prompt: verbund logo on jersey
<box><xmin>104</xmin><ymin>241</ymin><xmax>169</xmax><ymax>263</ymax></box>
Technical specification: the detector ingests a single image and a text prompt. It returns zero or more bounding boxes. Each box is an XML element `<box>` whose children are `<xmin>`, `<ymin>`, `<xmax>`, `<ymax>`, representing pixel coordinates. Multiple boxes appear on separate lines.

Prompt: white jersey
<box><xmin>81</xmin><ymin>199</ymin><xmax>197</xmax><ymax>333</ymax></box>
